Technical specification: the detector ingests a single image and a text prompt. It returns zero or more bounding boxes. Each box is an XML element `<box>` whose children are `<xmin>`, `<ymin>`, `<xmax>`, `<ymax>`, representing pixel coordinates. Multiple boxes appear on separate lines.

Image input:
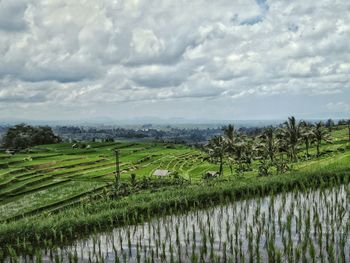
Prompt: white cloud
<box><xmin>131</xmin><ymin>29</ymin><xmax>165</xmax><ymax>57</ymax></box>
<box><xmin>0</xmin><ymin>0</ymin><xmax>349</xmax><ymax>120</ymax></box>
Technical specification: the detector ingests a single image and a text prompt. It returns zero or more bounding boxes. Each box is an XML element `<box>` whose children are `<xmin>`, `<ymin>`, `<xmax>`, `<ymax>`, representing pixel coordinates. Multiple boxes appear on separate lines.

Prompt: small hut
<box><xmin>203</xmin><ymin>171</ymin><xmax>220</xmax><ymax>179</ymax></box>
<box><xmin>153</xmin><ymin>169</ymin><xmax>172</xmax><ymax>177</ymax></box>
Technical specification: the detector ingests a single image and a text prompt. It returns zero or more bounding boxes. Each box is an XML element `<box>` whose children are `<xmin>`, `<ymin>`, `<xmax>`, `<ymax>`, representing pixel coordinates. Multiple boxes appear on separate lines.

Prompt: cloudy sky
<box><xmin>0</xmin><ymin>0</ymin><xmax>349</xmax><ymax>122</ymax></box>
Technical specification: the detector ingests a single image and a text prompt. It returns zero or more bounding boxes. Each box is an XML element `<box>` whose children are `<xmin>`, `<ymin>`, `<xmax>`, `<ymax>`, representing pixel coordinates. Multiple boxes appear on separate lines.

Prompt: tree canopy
<box><xmin>206</xmin><ymin>116</ymin><xmax>334</xmax><ymax>177</ymax></box>
<box><xmin>2</xmin><ymin>124</ymin><xmax>61</xmax><ymax>150</ymax></box>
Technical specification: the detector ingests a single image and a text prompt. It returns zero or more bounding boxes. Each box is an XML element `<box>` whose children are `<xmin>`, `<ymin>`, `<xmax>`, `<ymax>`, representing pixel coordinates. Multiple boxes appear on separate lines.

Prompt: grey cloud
<box><xmin>131</xmin><ymin>64</ymin><xmax>192</xmax><ymax>88</ymax></box>
<box><xmin>0</xmin><ymin>0</ymin><xmax>349</xmax><ymax>120</ymax></box>
<box><xmin>0</xmin><ymin>0</ymin><xmax>28</xmax><ymax>31</ymax></box>
<box><xmin>21</xmin><ymin>61</ymin><xmax>102</xmax><ymax>83</ymax></box>
<box><xmin>0</xmin><ymin>78</ymin><xmax>69</xmax><ymax>107</ymax></box>
<box><xmin>0</xmin><ymin>94</ymin><xmax>46</xmax><ymax>103</ymax></box>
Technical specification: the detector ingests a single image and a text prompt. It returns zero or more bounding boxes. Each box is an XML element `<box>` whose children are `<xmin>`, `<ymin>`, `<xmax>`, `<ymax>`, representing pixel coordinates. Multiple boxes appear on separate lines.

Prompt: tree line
<box><xmin>205</xmin><ymin>116</ymin><xmax>348</xmax><ymax>177</ymax></box>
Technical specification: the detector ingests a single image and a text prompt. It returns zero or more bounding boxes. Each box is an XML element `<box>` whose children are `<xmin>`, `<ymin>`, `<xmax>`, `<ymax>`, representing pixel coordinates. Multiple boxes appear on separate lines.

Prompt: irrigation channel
<box><xmin>10</xmin><ymin>184</ymin><xmax>350</xmax><ymax>262</ymax></box>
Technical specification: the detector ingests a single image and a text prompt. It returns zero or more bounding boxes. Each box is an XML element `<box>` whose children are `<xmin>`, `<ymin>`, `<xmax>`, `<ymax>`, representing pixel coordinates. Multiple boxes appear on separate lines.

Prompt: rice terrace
<box><xmin>0</xmin><ymin>119</ymin><xmax>349</xmax><ymax>262</ymax></box>
<box><xmin>1</xmin><ymin>0</ymin><xmax>350</xmax><ymax>262</ymax></box>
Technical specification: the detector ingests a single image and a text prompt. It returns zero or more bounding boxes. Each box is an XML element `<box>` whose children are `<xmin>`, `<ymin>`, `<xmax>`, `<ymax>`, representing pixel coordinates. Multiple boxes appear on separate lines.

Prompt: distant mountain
<box><xmin>0</xmin><ymin>116</ymin><xmax>347</xmax><ymax>128</ymax></box>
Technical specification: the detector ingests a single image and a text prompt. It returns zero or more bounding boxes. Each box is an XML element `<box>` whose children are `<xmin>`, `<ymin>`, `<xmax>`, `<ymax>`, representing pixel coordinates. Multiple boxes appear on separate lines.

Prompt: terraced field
<box><xmin>1</xmin><ymin>126</ymin><xmax>348</xmax><ymax>225</ymax></box>
<box><xmin>0</xmin><ymin>142</ymin><xmax>220</xmax><ymax>222</ymax></box>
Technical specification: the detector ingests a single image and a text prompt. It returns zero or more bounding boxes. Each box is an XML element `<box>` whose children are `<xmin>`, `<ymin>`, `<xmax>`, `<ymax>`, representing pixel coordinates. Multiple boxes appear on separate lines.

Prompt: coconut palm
<box><xmin>275</xmin><ymin>129</ymin><xmax>289</xmax><ymax>159</ymax></box>
<box><xmin>232</xmin><ymin>134</ymin><xmax>250</xmax><ymax>174</ymax></box>
<box><xmin>207</xmin><ymin>136</ymin><xmax>227</xmax><ymax>175</ymax></box>
<box><xmin>271</xmin><ymin>129</ymin><xmax>292</xmax><ymax>173</ymax></box>
<box><xmin>223</xmin><ymin>124</ymin><xmax>236</xmax><ymax>142</ymax></box>
<box><xmin>257</xmin><ymin>127</ymin><xmax>279</xmax><ymax>162</ymax></box>
<box><xmin>255</xmin><ymin>128</ymin><xmax>288</xmax><ymax>176</ymax></box>
<box><xmin>222</xmin><ymin>125</ymin><xmax>251</xmax><ymax>175</ymax></box>
<box><xmin>243</xmin><ymin>136</ymin><xmax>255</xmax><ymax>168</ymax></box>
<box><xmin>300</xmin><ymin>122</ymin><xmax>314</xmax><ymax>157</ymax></box>
<box><xmin>280</xmin><ymin>116</ymin><xmax>303</xmax><ymax>162</ymax></box>
<box><xmin>325</xmin><ymin>119</ymin><xmax>335</xmax><ymax>132</ymax></box>
<box><xmin>223</xmin><ymin>124</ymin><xmax>237</xmax><ymax>175</ymax></box>
<box><xmin>312</xmin><ymin>122</ymin><xmax>332</xmax><ymax>157</ymax></box>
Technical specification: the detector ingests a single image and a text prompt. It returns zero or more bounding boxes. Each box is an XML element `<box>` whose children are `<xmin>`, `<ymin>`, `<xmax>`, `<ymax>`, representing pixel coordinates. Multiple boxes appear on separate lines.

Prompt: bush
<box><xmin>166</xmin><ymin>144</ymin><xmax>176</xmax><ymax>149</ymax></box>
<box><xmin>0</xmin><ymin>163</ymin><xmax>9</xmax><ymax>169</ymax></box>
<box><xmin>130</xmin><ymin>174</ymin><xmax>137</xmax><ymax>186</ymax></box>
<box><xmin>337</xmin><ymin>147</ymin><xmax>345</xmax><ymax>153</ymax></box>
<box><xmin>258</xmin><ymin>160</ymin><xmax>272</xmax><ymax>177</ymax></box>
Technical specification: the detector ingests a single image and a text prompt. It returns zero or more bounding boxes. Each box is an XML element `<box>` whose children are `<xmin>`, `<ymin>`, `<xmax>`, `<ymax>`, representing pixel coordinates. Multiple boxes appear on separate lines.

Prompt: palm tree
<box><xmin>207</xmin><ymin>136</ymin><xmax>227</xmax><ymax>175</ymax></box>
<box><xmin>243</xmin><ymin>136</ymin><xmax>254</xmax><ymax>168</ymax></box>
<box><xmin>223</xmin><ymin>124</ymin><xmax>237</xmax><ymax>175</ymax></box>
<box><xmin>222</xmin><ymin>125</ymin><xmax>250</xmax><ymax>175</ymax></box>
<box><xmin>275</xmin><ymin>128</ymin><xmax>294</xmax><ymax>173</ymax></box>
<box><xmin>257</xmin><ymin>127</ymin><xmax>279</xmax><ymax>162</ymax></box>
<box><xmin>280</xmin><ymin>116</ymin><xmax>303</xmax><ymax>162</ymax></box>
<box><xmin>233</xmin><ymin>134</ymin><xmax>250</xmax><ymax>174</ymax></box>
<box><xmin>223</xmin><ymin>124</ymin><xmax>236</xmax><ymax>142</ymax></box>
<box><xmin>275</xmin><ymin>129</ymin><xmax>289</xmax><ymax>160</ymax></box>
<box><xmin>325</xmin><ymin>119</ymin><xmax>335</xmax><ymax>132</ymax></box>
<box><xmin>300</xmin><ymin>122</ymin><xmax>314</xmax><ymax>157</ymax></box>
<box><xmin>312</xmin><ymin>122</ymin><xmax>332</xmax><ymax>157</ymax></box>
<box><xmin>233</xmin><ymin>134</ymin><xmax>253</xmax><ymax>174</ymax></box>
<box><xmin>256</xmin><ymin>127</ymin><xmax>288</xmax><ymax>176</ymax></box>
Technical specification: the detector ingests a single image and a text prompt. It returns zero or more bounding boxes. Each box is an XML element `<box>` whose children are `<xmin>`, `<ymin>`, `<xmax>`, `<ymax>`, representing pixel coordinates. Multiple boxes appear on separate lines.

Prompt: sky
<box><xmin>0</xmin><ymin>0</ymin><xmax>349</xmax><ymax>123</ymax></box>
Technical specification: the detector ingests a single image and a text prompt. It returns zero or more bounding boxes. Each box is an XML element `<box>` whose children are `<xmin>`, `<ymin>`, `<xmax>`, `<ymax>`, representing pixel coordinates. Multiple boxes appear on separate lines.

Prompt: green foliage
<box><xmin>130</xmin><ymin>173</ymin><xmax>137</xmax><ymax>186</ymax></box>
<box><xmin>258</xmin><ymin>159</ymin><xmax>272</xmax><ymax>177</ymax></box>
<box><xmin>311</xmin><ymin>121</ymin><xmax>332</xmax><ymax>157</ymax></box>
<box><xmin>280</xmin><ymin>116</ymin><xmax>304</xmax><ymax>162</ymax></box>
<box><xmin>207</xmin><ymin>116</ymin><xmax>337</xmax><ymax>177</ymax></box>
<box><xmin>2</xmin><ymin>124</ymin><xmax>61</xmax><ymax>150</ymax></box>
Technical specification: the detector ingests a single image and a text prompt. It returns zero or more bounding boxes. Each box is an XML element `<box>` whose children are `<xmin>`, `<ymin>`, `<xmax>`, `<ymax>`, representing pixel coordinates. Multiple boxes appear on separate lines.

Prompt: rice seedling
<box><xmin>3</xmin><ymin>183</ymin><xmax>347</xmax><ymax>262</ymax></box>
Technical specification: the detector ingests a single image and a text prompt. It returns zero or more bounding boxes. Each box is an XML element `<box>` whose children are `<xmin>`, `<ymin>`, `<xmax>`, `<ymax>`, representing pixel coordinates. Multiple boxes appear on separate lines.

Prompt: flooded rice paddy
<box><xmin>12</xmin><ymin>184</ymin><xmax>350</xmax><ymax>262</ymax></box>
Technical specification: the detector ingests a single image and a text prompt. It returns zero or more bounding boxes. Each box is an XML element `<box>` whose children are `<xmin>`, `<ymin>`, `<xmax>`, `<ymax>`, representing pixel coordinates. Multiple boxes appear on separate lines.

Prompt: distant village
<box><xmin>1</xmin><ymin>119</ymin><xmax>346</xmax><ymax>146</ymax></box>
<box><xmin>52</xmin><ymin>125</ymin><xmax>223</xmax><ymax>144</ymax></box>
<box><xmin>0</xmin><ymin>123</ymin><xmax>266</xmax><ymax>146</ymax></box>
